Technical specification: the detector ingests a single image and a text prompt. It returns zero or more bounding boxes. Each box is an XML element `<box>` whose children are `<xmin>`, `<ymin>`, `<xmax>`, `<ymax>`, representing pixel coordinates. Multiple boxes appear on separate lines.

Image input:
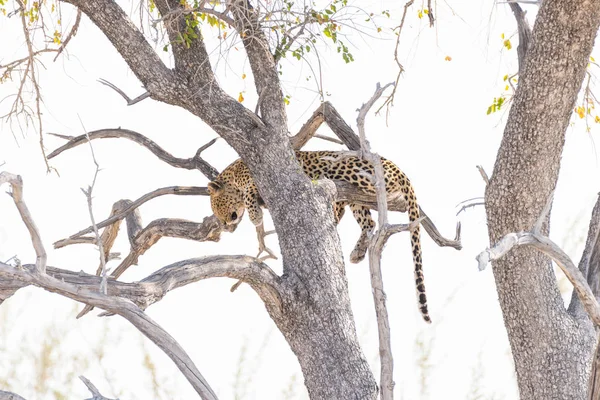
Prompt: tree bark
<box><xmin>485</xmin><ymin>0</ymin><xmax>600</xmax><ymax>398</ymax></box>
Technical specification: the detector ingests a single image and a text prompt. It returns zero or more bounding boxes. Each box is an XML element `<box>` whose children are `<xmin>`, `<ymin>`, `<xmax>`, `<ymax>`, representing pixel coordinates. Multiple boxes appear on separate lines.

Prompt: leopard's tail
<box><xmin>407</xmin><ymin>192</ymin><xmax>431</xmax><ymax>324</ymax></box>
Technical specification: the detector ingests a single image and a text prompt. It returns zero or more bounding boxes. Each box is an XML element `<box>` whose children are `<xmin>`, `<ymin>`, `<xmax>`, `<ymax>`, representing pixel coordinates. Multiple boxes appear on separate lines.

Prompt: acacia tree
<box><xmin>479</xmin><ymin>0</ymin><xmax>600</xmax><ymax>399</ymax></box>
<box><xmin>1</xmin><ymin>0</ymin><xmax>454</xmax><ymax>398</ymax></box>
<box><xmin>2</xmin><ymin>0</ymin><xmax>600</xmax><ymax>399</ymax></box>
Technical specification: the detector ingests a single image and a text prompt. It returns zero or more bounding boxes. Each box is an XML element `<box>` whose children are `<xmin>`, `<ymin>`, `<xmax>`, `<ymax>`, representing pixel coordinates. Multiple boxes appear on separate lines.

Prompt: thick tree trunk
<box><xmin>485</xmin><ymin>0</ymin><xmax>600</xmax><ymax>398</ymax></box>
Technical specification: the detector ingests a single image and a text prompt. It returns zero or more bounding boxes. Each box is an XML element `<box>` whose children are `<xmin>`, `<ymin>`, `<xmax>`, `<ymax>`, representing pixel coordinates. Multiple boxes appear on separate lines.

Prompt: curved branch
<box><xmin>478</xmin><ymin>228</ymin><xmax>600</xmax><ymax>327</ymax></box>
<box><xmin>54</xmin><ymin>186</ymin><xmax>209</xmax><ymax>242</ymax></box>
<box><xmin>48</xmin><ymin>129</ymin><xmax>219</xmax><ymax>180</ymax></box>
<box><xmin>0</xmin><ymin>255</ymin><xmax>282</xmax><ymax>315</ymax></box>
<box><xmin>0</xmin><ymin>261</ymin><xmax>218</xmax><ymax>399</ymax></box>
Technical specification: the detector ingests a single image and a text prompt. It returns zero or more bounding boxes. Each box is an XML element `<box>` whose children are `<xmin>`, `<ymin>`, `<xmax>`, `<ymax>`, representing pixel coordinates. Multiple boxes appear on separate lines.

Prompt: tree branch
<box><xmin>0</xmin><ymin>256</ymin><xmax>282</xmax><ymax>320</ymax></box>
<box><xmin>508</xmin><ymin>3</ymin><xmax>532</xmax><ymax>73</ymax></box>
<box><xmin>0</xmin><ymin>390</ymin><xmax>26</xmax><ymax>400</ymax></box>
<box><xmin>477</xmin><ymin>195</ymin><xmax>600</xmax><ymax>327</ymax></box>
<box><xmin>79</xmin><ymin>376</ymin><xmax>117</xmax><ymax>400</ymax></box>
<box><xmin>48</xmin><ymin>129</ymin><xmax>219</xmax><ymax>180</ymax></box>
<box><xmin>0</xmin><ymin>172</ymin><xmax>47</xmax><ymax>274</ymax></box>
<box><xmin>0</xmin><ymin>261</ymin><xmax>218</xmax><ymax>399</ymax></box>
<box><xmin>55</xmin><ymin>186</ymin><xmax>208</xmax><ymax>242</ymax></box>
<box><xmin>98</xmin><ymin>78</ymin><xmax>152</xmax><ymax>106</ymax></box>
<box><xmin>229</xmin><ymin>0</ymin><xmax>286</xmax><ymax>128</ymax></box>
<box><xmin>153</xmin><ymin>0</ymin><xmax>215</xmax><ymax>84</ymax></box>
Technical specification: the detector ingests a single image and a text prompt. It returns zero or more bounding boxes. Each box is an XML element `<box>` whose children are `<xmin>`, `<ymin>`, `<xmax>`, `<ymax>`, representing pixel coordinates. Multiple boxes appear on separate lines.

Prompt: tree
<box><xmin>0</xmin><ymin>0</ymin><xmax>462</xmax><ymax>398</ymax></box>
<box><xmin>481</xmin><ymin>0</ymin><xmax>600</xmax><ymax>399</ymax></box>
<box><xmin>2</xmin><ymin>0</ymin><xmax>600</xmax><ymax>399</ymax></box>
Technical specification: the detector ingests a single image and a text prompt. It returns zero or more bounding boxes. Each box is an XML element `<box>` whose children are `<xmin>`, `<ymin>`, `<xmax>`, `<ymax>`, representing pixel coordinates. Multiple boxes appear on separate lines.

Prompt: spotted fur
<box><xmin>207</xmin><ymin>150</ymin><xmax>431</xmax><ymax>323</ymax></box>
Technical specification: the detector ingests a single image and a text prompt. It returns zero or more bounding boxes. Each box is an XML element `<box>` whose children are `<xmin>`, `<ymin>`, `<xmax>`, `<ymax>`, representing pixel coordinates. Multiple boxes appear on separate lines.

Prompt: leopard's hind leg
<box><xmin>349</xmin><ymin>204</ymin><xmax>375</xmax><ymax>263</ymax></box>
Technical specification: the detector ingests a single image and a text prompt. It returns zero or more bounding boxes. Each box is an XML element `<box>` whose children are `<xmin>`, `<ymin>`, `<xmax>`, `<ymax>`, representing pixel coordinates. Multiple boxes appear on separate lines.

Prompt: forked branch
<box><xmin>48</xmin><ymin>129</ymin><xmax>219</xmax><ymax>180</ymax></box>
<box><xmin>477</xmin><ymin>192</ymin><xmax>600</xmax><ymax>327</ymax></box>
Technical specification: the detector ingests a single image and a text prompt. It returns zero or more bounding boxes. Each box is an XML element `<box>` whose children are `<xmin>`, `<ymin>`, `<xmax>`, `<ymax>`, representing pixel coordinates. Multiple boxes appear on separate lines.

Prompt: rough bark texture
<box><xmin>57</xmin><ymin>0</ymin><xmax>378</xmax><ymax>397</ymax></box>
<box><xmin>485</xmin><ymin>0</ymin><xmax>600</xmax><ymax>398</ymax></box>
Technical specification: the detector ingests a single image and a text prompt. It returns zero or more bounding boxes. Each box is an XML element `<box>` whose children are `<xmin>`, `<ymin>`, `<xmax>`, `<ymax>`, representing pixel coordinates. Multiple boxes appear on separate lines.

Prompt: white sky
<box><xmin>1</xmin><ymin>1</ymin><xmax>599</xmax><ymax>399</ymax></box>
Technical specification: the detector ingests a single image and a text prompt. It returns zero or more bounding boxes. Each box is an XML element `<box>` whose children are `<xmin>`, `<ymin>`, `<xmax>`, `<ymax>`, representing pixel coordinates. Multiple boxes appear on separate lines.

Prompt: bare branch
<box><xmin>477</xmin><ymin>197</ymin><xmax>600</xmax><ymax>327</ymax></box>
<box><xmin>98</xmin><ymin>78</ymin><xmax>151</xmax><ymax>106</ymax></box>
<box><xmin>55</xmin><ymin>186</ymin><xmax>208</xmax><ymax>242</ymax></box>
<box><xmin>507</xmin><ymin>2</ymin><xmax>532</xmax><ymax>73</ymax></box>
<box><xmin>355</xmin><ymin>82</ymin><xmax>396</xmax><ymax>400</ymax></box>
<box><xmin>0</xmin><ymin>262</ymin><xmax>219</xmax><ymax>399</ymax></box>
<box><xmin>0</xmin><ymin>172</ymin><xmax>47</xmax><ymax>274</ymax></box>
<box><xmin>79</xmin><ymin>376</ymin><xmax>117</xmax><ymax>400</ymax></box>
<box><xmin>0</xmin><ymin>255</ymin><xmax>282</xmax><ymax>320</ymax></box>
<box><xmin>80</xmin><ymin>129</ymin><xmax>110</xmax><ymax>293</ymax></box>
<box><xmin>378</xmin><ymin>0</ymin><xmax>415</xmax><ymax>110</ymax></box>
<box><xmin>290</xmin><ymin>102</ymin><xmax>361</xmax><ymax>151</ymax></box>
<box><xmin>0</xmin><ymin>390</ymin><xmax>26</xmax><ymax>400</ymax></box>
<box><xmin>48</xmin><ymin>128</ymin><xmax>220</xmax><ymax>180</ymax></box>
<box><xmin>476</xmin><ymin>165</ymin><xmax>490</xmax><ymax>185</ymax></box>
<box><xmin>53</xmin><ymin>9</ymin><xmax>82</xmax><ymax>62</ymax></box>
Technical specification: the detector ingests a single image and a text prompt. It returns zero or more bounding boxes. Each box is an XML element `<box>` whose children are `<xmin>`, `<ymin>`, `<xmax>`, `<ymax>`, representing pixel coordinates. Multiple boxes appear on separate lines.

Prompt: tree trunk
<box><xmin>485</xmin><ymin>0</ymin><xmax>600</xmax><ymax>398</ymax></box>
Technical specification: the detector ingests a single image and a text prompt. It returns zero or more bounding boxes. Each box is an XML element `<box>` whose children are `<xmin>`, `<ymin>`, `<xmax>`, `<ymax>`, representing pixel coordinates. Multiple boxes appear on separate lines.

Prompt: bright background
<box><xmin>1</xmin><ymin>1</ymin><xmax>599</xmax><ymax>399</ymax></box>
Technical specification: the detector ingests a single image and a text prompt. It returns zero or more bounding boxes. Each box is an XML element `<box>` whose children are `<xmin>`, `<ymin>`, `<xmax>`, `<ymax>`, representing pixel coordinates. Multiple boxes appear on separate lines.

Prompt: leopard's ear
<box><xmin>207</xmin><ymin>181</ymin><xmax>224</xmax><ymax>195</ymax></box>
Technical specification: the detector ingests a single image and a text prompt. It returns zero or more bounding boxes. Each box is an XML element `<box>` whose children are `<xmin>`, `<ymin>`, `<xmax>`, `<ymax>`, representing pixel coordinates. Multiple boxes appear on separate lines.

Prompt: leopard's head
<box><xmin>207</xmin><ymin>181</ymin><xmax>245</xmax><ymax>227</ymax></box>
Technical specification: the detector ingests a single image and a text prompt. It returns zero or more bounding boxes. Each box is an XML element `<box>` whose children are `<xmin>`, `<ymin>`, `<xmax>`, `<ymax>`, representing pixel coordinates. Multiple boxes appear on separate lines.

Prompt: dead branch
<box><xmin>98</xmin><ymin>78</ymin><xmax>152</xmax><ymax>106</ymax></box>
<box><xmin>0</xmin><ymin>174</ymin><xmax>223</xmax><ymax>399</ymax></box>
<box><xmin>355</xmin><ymin>82</ymin><xmax>397</xmax><ymax>400</ymax></box>
<box><xmin>81</xmin><ymin>130</ymin><xmax>109</xmax><ymax>293</ymax></box>
<box><xmin>476</xmin><ymin>165</ymin><xmax>490</xmax><ymax>185</ymax></box>
<box><xmin>55</xmin><ymin>186</ymin><xmax>208</xmax><ymax>242</ymax></box>
<box><xmin>290</xmin><ymin>102</ymin><xmax>460</xmax><ymax>250</ymax></box>
<box><xmin>0</xmin><ymin>172</ymin><xmax>47</xmax><ymax>274</ymax></box>
<box><xmin>53</xmin><ymin>9</ymin><xmax>82</xmax><ymax>62</ymax></box>
<box><xmin>290</xmin><ymin>101</ymin><xmax>361</xmax><ymax>150</ymax></box>
<box><xmin>0</xmin><ymin>390</ymin><xmax>26</xmax><ymax>400</ymax></box>
<box><xmin>47</xmin><ymin>129</ymin><xmax>219</xmax><ymax>180</ymax></box>
<box><xmin>0</xmin><ymin>261</ymin><xmax>218</xmax><ymax>399</ymax></box>
<box><xmin>507</xmin><ymin>3</ymin><xmax>532</xmax><ymax>73</ymax></box>
<box><xmin>477</xmin><ymin>193</ymin><xmax>600</xmax><ymax>327</ymax></box>
<box><xmin>79</xmin><ymin>376</ymin><xmax>117</xmax><ymax>400</ymax></box>
<box><xmin>0</xmin><ymin>256</ymin><xmax>282</xmax><ymax>320</ymax></box>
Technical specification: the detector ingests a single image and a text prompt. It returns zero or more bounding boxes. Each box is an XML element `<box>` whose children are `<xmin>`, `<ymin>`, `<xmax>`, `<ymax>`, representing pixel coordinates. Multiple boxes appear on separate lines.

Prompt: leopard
<box><xmin>207</xmin><ymin>150</ymin><xmax>431</xmax><ymax>323</ymax></box>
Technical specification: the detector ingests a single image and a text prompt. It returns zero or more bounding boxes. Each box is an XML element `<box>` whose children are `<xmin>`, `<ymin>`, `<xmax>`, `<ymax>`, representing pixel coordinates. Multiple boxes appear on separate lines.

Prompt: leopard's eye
<box><xmin>231</xmin><ymin>211</ymin><xmax>238</xmax><ymax>221</ymax></box>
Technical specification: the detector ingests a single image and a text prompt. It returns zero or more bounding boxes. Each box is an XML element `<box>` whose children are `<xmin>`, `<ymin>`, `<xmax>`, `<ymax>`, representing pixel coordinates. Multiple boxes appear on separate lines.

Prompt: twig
<box><xmin>0</xmin><ymin>172</ymin><xmax>47</xmax><ymax>274</ymax></box>
<box><xmin>53</xmin><ymin>9</ymin><xmax>82</xmax><ymax>62</ymax></box>
<box><xmin>426</xmin><ymin>0</ymin><xmax>435</xmax><ymax>27</ymax></box>
<box><xmin>81</xmin><ymin>127</ymin><xmax>109</xmax><ymax>294</ymax></box>
<box><xmin>314</xmin><ymin>134</ymin><xmax>344</xmax><ymax>145</ymax></box>
<box><xmin>476</xmin><ymin>165</ymin><xmax>490</xmax><ymax>185</ymax></box>
<box><xmin>79</xmin><ymin>375</ymin><xmax>117</xmax><ymax>400</ymax></box>
<box><xmin>98</xmin><ymin>78</ymin><xmax>151</xmax><ymax>106</ymax></box>
<box><xmin>378</xmin><ymin>0</ymin><xmax>414</xmax><ymax>112</ymax></box>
